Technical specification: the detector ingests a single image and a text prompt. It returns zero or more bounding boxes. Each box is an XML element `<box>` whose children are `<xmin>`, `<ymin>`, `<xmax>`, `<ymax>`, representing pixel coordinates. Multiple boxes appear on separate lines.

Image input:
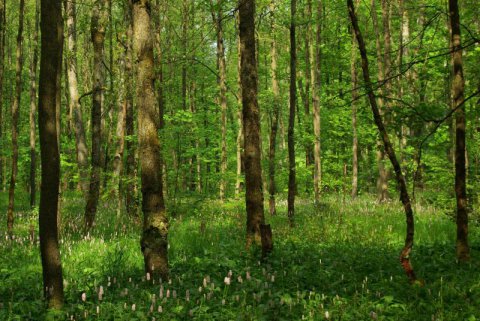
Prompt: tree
<box><xmin>0</xmin><ymin>0</ymin><xmax>5</xmax><ymax>192</ymax></box>
<box><xmin>312</xmin><ymin>0</ymin><xmax>322</xmax><ymax>204</ymax></box>
<box><xmin>65</xmin><ymin>0</ymin><xmax>89</xmax><ymax>195</ymax></box>
<box><xmin>288</xmin><ymin>0</ymin><xmax>297</xmax><ymax>226</ymax></box>
<box><xmin>239</xmin><ymin>0</ymin><xmax>267</xmax><ymax>249</ymax></box>
<box><xmin>449</xmin><ymin>0</ymin><xmax>469</xmax><ymax>261</ymax></box>
<box><xmin>38</xmin><ymin>0</ymin><xmax>64</xmax><ymax>308</ymax></box>
<box><xmin>85</xmin><ymin>0</ymin><xmax>108</xmax><ymax>230</ymax></box>
<box><xmin>350</xmin><ymin>0</ymin><xmax>359</xmax><ymax>199</ymax></box>
<box><xmin>347</xmin><ymin>0</ymin><xmax>417</xmax><ymax>283</ymax></box>
<box><xmin>6</xmin><ymin>0</ymin><xmax>25</xmax><ymax>236</ymax></box>
<box><xmin>132</xmin><ymin>0</ymin><xmax>169</xmax><ymax>278</ymax></box>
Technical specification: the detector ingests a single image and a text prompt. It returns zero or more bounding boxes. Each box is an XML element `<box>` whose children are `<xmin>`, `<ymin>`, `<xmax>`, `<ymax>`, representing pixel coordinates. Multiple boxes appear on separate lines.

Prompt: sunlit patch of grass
<box><xmin>1</xmin><ymin>192</ymin><xmax>479</xmax><ymax>320</ymax></box>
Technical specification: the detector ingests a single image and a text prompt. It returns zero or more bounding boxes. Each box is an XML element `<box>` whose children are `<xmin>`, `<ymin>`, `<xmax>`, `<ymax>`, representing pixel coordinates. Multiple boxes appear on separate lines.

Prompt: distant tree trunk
<box><xmin>210</xmin><ymin>0</ymin><xmax>228</xmax><ymax>201</ymax></box>
<box><xmin>7</xmin><ymin>0</ymin><xmax>25</xmax><ymax>236</ymax></box>
<box><xmin>449</xmin><ymin>0</ymin><xmax>469</xmax><ymax>261</ymax></box>
<box><xmin>288</xmin><ymin>0</ymin><xmax>297</xmax><ymax>226</ymax></box>
<box><xmin>312</xmin><ymin>0</ymin><xmax>322</xmax><ymax>204</ymax></box>
<box><xmin>85</xmin><ymin>0</ymin><xmax>108</xmax><ymax>230</ymax></box>
<box><xmin>132</xmin><ymin>0</ymin><xmax>168</xmax><ymax>278</ymax></box>
<box><xmin>38</xmin><ymin>0</ymin><xmax>64</xmax><ymax>308</ymax></box>
<box><xmin>371</xmin><ymin>0</ymin><xmax>388</xmax><ymax>202</ymax></box>
<box><xmin>239</xmin><ymin>0</ymin><xmax>267</xmax><ymax>249</ymax></box>
<box><xmin>0</xmin><ymin>0</ymin><xmax>5</xmax><ymax>192</ymax></box>
<box><xmin>303</xmin><ymin>0</ymin><xmax>313</xmax><ymax>169</ymax></box>
<box><xmin>29</xmin><ymin>0</ymin><xmax>40</xmax><ymax>209</ymax></box>
<box><xmin>66</xmin><ymin>0</ymin><xmax>89</xmax><ymax>195</ymax></box>
<box><xmin>350</xmin><ymin>2</ymin><xmax>359</xmax><ymax>199</ymax></box>
<box><xmin>348</xmin><ymin>0</ymin><xmax>417</xmax><ymax>283</ymax></box>
<box><xmin>124</xmin><ymin>3</ymin><xmax>138</xmax><ymax>217</ymax></box>
<box><xmin>268</xmin><ymin>1</ymin><xmax>279</xmax><ymax>216</ymax></box>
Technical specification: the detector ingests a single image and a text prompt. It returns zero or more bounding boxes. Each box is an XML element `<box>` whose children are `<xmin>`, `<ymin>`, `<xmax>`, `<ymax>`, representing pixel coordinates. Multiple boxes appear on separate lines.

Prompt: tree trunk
<box><xmin>132</xmin><ymin>0</ymin><xmax>168</xmax><ymax>278</ymax></box>
<box><xmin>268</xmin><ymin>1</ymin><xmax>279</xmax><ymax>216</ymax></box>
<box><xmin>235</xmin><ymin>12</ymin><xmax>244</xmax><ymax>199</ymax></box>
<box><xmin>7</xmin><ymin>0</ymin><xmax>25</xmax><ymax>236</ymax></box>
<box><xmin>288</xmin><ymin>0</ymin><xmax>297</xmax><ymax>226</ymax></box>
<box><xmin>38</xmin><ymin>0</ymin><xmax>64</xmax><ymax>308</ymax></box>
<box><xmin>66</xmin><ymin>0</ymin><xmax>89</xmax><ymax>195</ymax></box>
<box><xmin>348</xmin><ymin>0</ymin><xmax>417</xmax><ymax>283</ymax></box>
<box><xmin>303</xmin><ymin>0</ymin><xmax>313</xmax><ymax>169</ymax></box>
<box><xmin>312</xmin><ymin>0</ymin><xmax>322</xmax><ymax>204</ymax></box>
<box><xmin>29</xmin><ymin>0</ymin><xmax>40</xmax><ymax>209</ymax></box>
<box><xmin>210</xmin><ymin>0</ymin><xmax>228</xmax><ymax>201</ymax></box>
<box><xmin>239</xmin><ymin>0</ymin><xmax>267</xmax><ymax>249</ymax></box>
<box><xmin>350</xmin><ymin>1</ymin><xmax>359</xmax><ymax>199</ymax></box>
<box><xmin>85</xmin><ymin>0</ymin><xmax>108</xmax><ymax>230</ymax></box>
<box><xmin>0</xmin><ymin>0</ymin><xmax>5</xmax><ymax>192</ymax></box>
<box><xmin>449</xmin><ymin>0</ymin><xmax>469</xmax><ymax>261</ymax></box>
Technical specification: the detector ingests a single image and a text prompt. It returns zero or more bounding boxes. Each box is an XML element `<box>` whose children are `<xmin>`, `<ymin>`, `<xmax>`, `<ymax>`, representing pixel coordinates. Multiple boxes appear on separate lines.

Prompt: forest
<box><xmin>0</xmin><ymin>0</ymin><xmax>479</xmax><ymax>319</ymax></box>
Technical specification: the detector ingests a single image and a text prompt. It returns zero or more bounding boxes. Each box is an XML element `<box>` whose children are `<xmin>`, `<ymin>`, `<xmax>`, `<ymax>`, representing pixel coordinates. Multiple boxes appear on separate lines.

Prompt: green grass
<box><xmin>1</xmin><ymin>192</ymin><xmax>480</xmax><ymax>320</ymax></box>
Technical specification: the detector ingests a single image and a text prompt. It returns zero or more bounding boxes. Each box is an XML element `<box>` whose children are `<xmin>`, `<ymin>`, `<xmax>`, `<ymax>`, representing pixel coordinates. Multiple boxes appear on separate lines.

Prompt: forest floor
<box><xmin>1</xmin><ymin>192</ymin><xmax>480</xmax><ymax>320</ymax></box>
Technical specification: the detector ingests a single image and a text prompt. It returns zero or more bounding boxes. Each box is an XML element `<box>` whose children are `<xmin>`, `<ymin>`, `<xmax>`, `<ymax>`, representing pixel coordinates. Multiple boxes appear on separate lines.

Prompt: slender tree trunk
<box><xmin>268</xmin><ymin>1</ymin><xmax>279</xmax><ymax>216</ymax></box>
<box><xmin>348</xmin><ymin>0</ymin><xmax>417</xmax><ymax>283</ymax></box>
<box><xmin>125</xmin><ymin>2</ymin><xmax>138</xmax><ymax>217</ymax></box>
<box><xmin>132</xmin><ymin>0</ymin><xmax>168</xmax><ymax>278</ymax></box>
<box><xmin>288</xmin><ymin>0</ymin><xmax>297</xmax><ymax>226</ymax></box>
<box><xmin>350</xmin><ymin>2</ymin><xmax>359</xmax><ymax>199</ymax></box>
<box><xmin>39</xmin><ymin>0</ymin><xmax>64</xmax><ymax>308</ymax></box>
<box><xmin>85</xmin><ymin>0</ymin><xmax>108</xmax><ymax>230</ymax></box>
<box><xmin>7</xmin><ymin>0</ymin><xmax>25</xmax><ymax>236</ymax></box>
<box><xmin>312</xmin><ymin>0</ymin><xmax>322</xmax><ymax>204</ymax></box>
<box><xmin>66</xmin><ymin>0</ymin><xmax>89</xmax><ymax>195</ymax></box>
<box><xmin>235</xmin><ymin>12</ymin><xmax>244</xmax><ymax>199</ymax></box>
<box><xmin>303</xmin><ymin>0</ymin><xmax>313</xmax><ymax>169</ymax></box>
<box><xmin>29</xmin><ymin>0</ymin><xmax>40</xmax><ymax>209</ymax></box>
<box><xmin>210</xmin><ymin>0</ymin><xmax>228</xmax><ymax>201</ymax></box>
<box><xmin>239</xmin><ymin>0</ymin><xmax>267</xmax><ymax>249</ymax></box>
<box><xmin>0</xmin><ymin>0</ymin><xmax>5</xmax><ymax>192</ymax></box>
<box><xmin>449</xmin><ymin>0</ymin><xmax>469</xmax><ymax>261</ymax></box>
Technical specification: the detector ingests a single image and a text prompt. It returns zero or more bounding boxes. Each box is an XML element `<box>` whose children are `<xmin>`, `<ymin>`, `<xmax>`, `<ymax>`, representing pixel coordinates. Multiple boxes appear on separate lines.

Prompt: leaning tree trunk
<box><xmin>287</xmin><ymin>0</ymin><xmax>297</xmax><ymax>226</ymax></box>
<box><xmin>132</xmin><ymin>0</ymin><xmax>169</xmax><ymax>278</ymax></box>
<box><xmin>85</xmin><ymin>0</ymin><xmax>108</xmax><ymax>230</ymax></box>
<box><xmin>239</xmin><ymin>0</ymin><xmax>268</xmax><ymax>249</ymax></box>
<box><xmin>449</xmin><ymin>0</ymin><xmax>469</xmax><ymax>261</ymax></box>
<box><xmin>65</xmin><ymin>0</ymin><xmax>89</xmax><ymax>195</ymax></box>
<box><xmin>312</xmin><ymin>0</ymin><xmax>322</xmax><ymax>204</ymax></box>
<box><xmin>7</xmin><ymin>0</ymin><xmax>25</xmax><ymax>236</ymax></box>
<box><xmin>268</xmin><ymin>0</ymin><xmax>280</xmax><ymax>216</ymax></box>
<box><xmin>29</xmin><ymin>0</ymin><xmax>40</xmax><ymax>209</ymax></box>
<box><xmin>38</xmin><ymin>0</ymin><xmax>64</xmax><ymax>308</ymax></box>
<box><xmin>347</xmin><ymin>0</ymin><xmax>417</xmax><ymax>283</ymax></box>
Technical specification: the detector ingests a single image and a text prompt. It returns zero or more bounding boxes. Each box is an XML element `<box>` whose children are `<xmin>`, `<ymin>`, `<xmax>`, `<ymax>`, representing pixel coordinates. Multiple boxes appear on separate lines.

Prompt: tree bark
<box><xmin>29</xmin><ymin>0</ymin><xmax>40</xmax><ymax>209</ymax></box>
<box><xmin>66</xmin><ymin>0</ymin><xmax>89</xmax><ymax>195</ymax></box>
<box><xmin>7</xmin><ymin>0</ymin><xmax>25</xmax><ymax>236</ymax></box>
<box><xmin>268</xmin><ymin>1</ymin><xmax>279</xmax><ymax>216</ymax></box>
<box><xmin>288</xmin><ymin>0</ymin><xmax>297</xmax><ymax>226</ymax></box>
<box><xmin>85</xmin><ymin>0</ymin><xmax>108</xmax><ymax>230</ymax></box>
<box><xmin>449</xmin><ymin>0</ymin><xmax>469</xmax><ymax>261</ymax></box>
<box><xmin>239</xmin><ymin>0</ymin><xmax>267</xmax><ymax>249</ymax></box>
<box><xmin>132</xmin><ymin>0</ymin><xmax>169</xmax><ymax>278</ymax></box>
<box><xmin>348</xmin><ymin>0</ymin><xmax>417</xmax><ymax>283</ymax></box>
<box><xmin>312</xmin><ymin>0</ymin><xmax>322</xmax><ymax>204</ymax></box>
<box><xmin>38</xmin><ymin>0</ymin><xmax>64</xmax><ymax>308</ymax></box>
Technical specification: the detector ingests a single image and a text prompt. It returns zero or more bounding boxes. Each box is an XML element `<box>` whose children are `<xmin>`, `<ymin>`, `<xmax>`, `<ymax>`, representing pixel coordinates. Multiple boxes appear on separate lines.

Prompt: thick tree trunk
<box><xmin>38</xmin><ymin>0</ymin><xmax>64</xmax><ymax>308</ymax></box>
<box><xmin>7</xmin><ymin>0</ymin><xmax>25</xmax><ymax>236</ymax></box>
<box><xmin>348</xmin><ymin>0</ymin><xmax>417</xmax><ymax>283</ymax></box>
<box><xmin>29</xmin><ymin>0</ymin><xmax>40</xmax><ymax>209</ymax></box>
<box><xmin>66</xmin><ymin>0</ymin><xmax>89</xmax><ymax>195</ymax></box>
<box><xmin>268</xmin><ymin>1</ymin><xmax>279</xmax><ymax>216</ymax></box>
<box><xmin>312</xmin><ymin>0</ymin><xmax>322</xmax><ymax>204</ymax></box>
<box><xmin>132</xmin><ymin>0</ymin><xmax>168</xmax><ymax>278</ymax></box>
<box><xmin>210</xmin><ymin>1</ymin><xmax>228</xmax><ymax>201</ymax></box>
<box><xmin>449</xmin><ymin>0</ymin><xmax>469</xmax><ymax>261</ymax></box>
<box><xmin>239</xmin><ymin>0</ymin><xmax>267</xmax><ymax>249</ymax></box>
<box><xmin>288</xmin><ymin>0</ymin><xmax>297</xmax><ymax>226</ymax></box>
<box><xmin>85</xmin><ymin>0</ymin><xmax>108</xmax><ymax>230</ymax></box>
